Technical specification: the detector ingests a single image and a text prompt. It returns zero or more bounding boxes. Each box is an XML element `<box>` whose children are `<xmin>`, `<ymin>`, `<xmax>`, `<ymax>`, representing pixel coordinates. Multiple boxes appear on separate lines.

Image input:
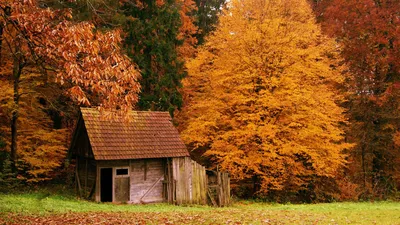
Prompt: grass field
<box><xmin>1</xmin><ymin>192</ymin><xmax>400</xmax><ymax>224</ymax></box>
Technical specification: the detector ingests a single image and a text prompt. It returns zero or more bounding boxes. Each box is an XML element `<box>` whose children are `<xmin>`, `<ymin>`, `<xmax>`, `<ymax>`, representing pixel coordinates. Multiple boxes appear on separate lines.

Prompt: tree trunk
<box><xmin>10</xmin><ymin>54</ymin><xmax>22</xmax><ymax>174</ymax></box>
<box><xmin>0</xmin><ymin>25</ymin><xmax>3</xmax><ymax>63</ymax></box>
<box><xmin>1</xmin><ymin>6</ymin><xmax>11</xmax><ymax>65</ymax></box>
<box><xmin>361</xmin><ymin>142</ymin><xmax>366</xmax><ymax>191</ymax></box>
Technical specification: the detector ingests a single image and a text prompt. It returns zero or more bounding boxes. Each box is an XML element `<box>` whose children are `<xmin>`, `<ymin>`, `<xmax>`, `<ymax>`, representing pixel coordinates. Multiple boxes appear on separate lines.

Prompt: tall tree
<box><xmin>314</xmin><ymin>0</ymin><xmax>400</xmax><ymax>196</ymax></box>
<box><xmin>178</xmin><ymin>0</ymin><xmax>350</xmax><ymax>196</ymax></box>
<box><xmin>122</xmin><ymin>0</ymin><xmax>186</xmax><ymax>115</ymax></box>
<box><xmin>0</xmin><ymin>0</ymin><xmax>141</xmax><ymax>174</ymax></box>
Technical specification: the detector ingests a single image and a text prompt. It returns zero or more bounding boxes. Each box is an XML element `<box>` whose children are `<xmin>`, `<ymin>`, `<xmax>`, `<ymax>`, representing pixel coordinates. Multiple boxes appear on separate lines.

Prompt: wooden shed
<box><xmin>68</xmin><ymin>108</ymin><xmax>230</xmax><ymax>205</ymax></box>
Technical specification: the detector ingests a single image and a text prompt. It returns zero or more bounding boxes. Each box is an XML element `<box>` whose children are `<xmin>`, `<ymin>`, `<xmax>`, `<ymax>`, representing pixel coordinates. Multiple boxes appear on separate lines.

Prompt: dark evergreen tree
<box><xmin>122</xmin><ymin>0</ymin><xmax>185</xmax><ymax>115</ymax></box>
<box><xmin>195</xmin><ymin>0</ymin><xmax>226</xmax><ymax>45</ymax></box>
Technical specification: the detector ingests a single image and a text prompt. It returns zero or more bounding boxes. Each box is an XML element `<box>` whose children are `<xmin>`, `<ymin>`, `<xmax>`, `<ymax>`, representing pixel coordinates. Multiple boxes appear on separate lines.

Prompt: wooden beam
<box><xmin>95</xmin><ymin>163</ymin><xmax>101</xmax><ymax>202</ymax></box>
<box><xmin>67</xmin><ymin>116</ymin><xmax>82</xmax><ymax>160</ymax></box>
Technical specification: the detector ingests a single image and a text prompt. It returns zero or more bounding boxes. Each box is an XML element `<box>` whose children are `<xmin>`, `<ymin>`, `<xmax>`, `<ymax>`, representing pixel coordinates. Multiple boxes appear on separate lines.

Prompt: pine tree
<box><xmin>122</xmin><ymin>0</ymin><xmax>186</xmax><ymax>115</ymax></box>
<box><xmin>194</xmin><ymin>0</ymin><xmax>226</xmax><ymax>45</ymax></box>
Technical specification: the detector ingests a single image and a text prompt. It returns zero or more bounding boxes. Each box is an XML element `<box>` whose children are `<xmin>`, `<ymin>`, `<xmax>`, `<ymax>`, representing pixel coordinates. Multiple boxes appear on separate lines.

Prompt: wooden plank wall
<box><xmin>172</xmin><ymin>157</ymin><xmax>207</xmax><ymax>205</ymax></box>
<box><xmin>164</xmin><ymin>158</ymin><xmax>175</xmax><ymax>203</ymax></box>
<box><xmin>217</xmin><ymin>172</ymin><xmax>230</xmax><ymax>207</ymax></box>
<box><xmin>76</xmin><ymin>157</ymin><xmax>96</xmax><ymax>199</ymax></box>
<box><xmin>191</xmin><ymin>161</ymin><xmax>207</xmax><ymax>205</ymax></box>
<box><xmin>130</xmin><ymin>159</ymin><xmax>164</xmax><ymax>203</ymax></box>
<box><xmin>114</xmin><ymin>177</ymin><xmax>130</xmax><ymax>202</ymax></box>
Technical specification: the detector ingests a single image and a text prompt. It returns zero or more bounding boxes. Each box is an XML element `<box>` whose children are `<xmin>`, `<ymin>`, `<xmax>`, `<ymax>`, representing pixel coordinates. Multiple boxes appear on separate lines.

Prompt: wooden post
<box><xmin>95</xmin><ymin>163</ymin><xmax>100</xmax><ymax>202</ymax></box>
<box><xmin>227</xmin><ymin>173</ymin><xmax>230</xmax><ymax>205</ymax></box>
<box><xmin>144</xmin><ymin>160</ymin><xmax>147</xmax><ymax>181</ymax></box>
<box><xmin>166</xmin><ymin>158</ymin><xmax>170</xmax><ymax>203</ymax></box>
<box><xmin>170</xmin><ymin>158</ymin><xmax>175</xmax><ymax>203</ymax></box>
<box><xmin>75</xmin><ymin>156</ymin><xmax>82</xmax><ymax>198</ymax></box>
<box><xmin>217</xmin><ymin>170</ymin><xmax>221</xmax><ymax>206</ymax></box>
<box><xmin>85</xmin><ymin>158</ymin><xmax>88</xmax><ymax>196</ymax></box>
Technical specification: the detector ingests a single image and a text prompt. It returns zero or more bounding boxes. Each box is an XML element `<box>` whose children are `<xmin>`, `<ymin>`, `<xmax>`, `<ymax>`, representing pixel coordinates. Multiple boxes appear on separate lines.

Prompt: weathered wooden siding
<box><xmin>72</xmin><ymin>120</ymin><xmax>98</xmax><ymax>200</ymax></box>
<box><xmin>217</xmin><ymin>172</ymin><xmax>230</xmax><ymax>207</ymax></box>
<box><xmin>130</xmin><ymin>159</ymin><xmax>164</xmax><ymax>203</ymax></box>
<box><xmin>207</xmin><ymin>170</ymin><xmax>230</xmax><ymax>207</ymax></box>
<box><xmin>172</xmin><ymin>157</ymin><xmax>207</xmax><ymax>205</ymax></box>
<box><xmin>95</xmin><ymin>159</ymin><xmax>164</xmax><ymax>203</ymax></box>
<box><xmin>93</xmin><ymin>157</ymin><xmax>230</xmax><ymax>206</ymax></box>
<box><xmin>76</xmin><ymin>157</ymin><xmax>96</xmax><ymax>200</ymax></box>
<box><xmin>70</xmin><ymin>119</ymin><xmax>94</xmax><ymax>159</ymax></box>
<box><xmin>191</xmin><ymin>160</ymin><xmax>208</xmax><ymax>205</ymax></box>
<box><xmin>164</xmin><ymin>158</ymin><xmax>175</xmax><ymax>203</ymax></box>
<box><xmin>115</xmin><ymin>177</ymin><xmax>130</xmax><ymax>202</ymax></box>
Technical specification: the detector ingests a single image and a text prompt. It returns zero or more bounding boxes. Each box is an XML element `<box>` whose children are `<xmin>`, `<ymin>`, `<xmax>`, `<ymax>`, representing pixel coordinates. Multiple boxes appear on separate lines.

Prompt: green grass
<box><xmin>1</xmin><ymin>192</ymin><xmax>400</xmax><ymax>224</ymax></box>
<box><xmin>0</xmin><ymin>192</ymin><xmax>211</xmax><ymax>214</ymax></box>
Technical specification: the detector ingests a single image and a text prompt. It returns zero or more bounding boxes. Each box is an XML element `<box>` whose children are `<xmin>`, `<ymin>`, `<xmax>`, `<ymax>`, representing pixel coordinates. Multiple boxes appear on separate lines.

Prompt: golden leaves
<box><xmin>179</xmin><ymin>0</ymin><xmax>350</xmax><ymax>192</ymax></box>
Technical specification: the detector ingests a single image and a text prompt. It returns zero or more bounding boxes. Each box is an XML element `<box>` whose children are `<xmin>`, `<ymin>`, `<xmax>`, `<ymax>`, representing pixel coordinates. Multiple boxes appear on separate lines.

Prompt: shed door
<box><xmin>100</xmin><ymin>168</ymin><xmax>113</xmax><ymax>202</ymax></box>
<box><xmin>115</xmin><ymin>168</ymin><xmax>130</xmax><ymax>202</ymax></box>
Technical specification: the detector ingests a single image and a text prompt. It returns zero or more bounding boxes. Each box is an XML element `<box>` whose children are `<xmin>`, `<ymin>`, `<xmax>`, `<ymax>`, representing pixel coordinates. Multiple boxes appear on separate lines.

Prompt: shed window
<box><xmin>116</xmin><ymin>168</ymin><xmax>128</xmax><ymax>176</ymax></box>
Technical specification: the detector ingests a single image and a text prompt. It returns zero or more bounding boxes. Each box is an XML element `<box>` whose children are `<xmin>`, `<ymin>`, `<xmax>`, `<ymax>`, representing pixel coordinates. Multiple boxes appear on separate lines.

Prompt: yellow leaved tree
<box><xmin>178</xmin><ymin>0</ymin><xmax>351</xmax><ymax>197</ymax></box>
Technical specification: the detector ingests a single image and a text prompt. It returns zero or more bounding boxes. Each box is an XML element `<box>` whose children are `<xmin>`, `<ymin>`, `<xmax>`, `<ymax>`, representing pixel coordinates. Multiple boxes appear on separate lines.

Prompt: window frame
<box><xmin>115</xmin><ymin>167</ymin><xmax>129</xmax><ymax>177</ymax></box>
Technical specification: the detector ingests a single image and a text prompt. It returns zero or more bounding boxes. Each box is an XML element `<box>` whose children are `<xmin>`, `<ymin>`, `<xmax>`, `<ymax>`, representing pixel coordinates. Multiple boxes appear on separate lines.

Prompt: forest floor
<box><xmin>0</xmin><ymin>191</ymin><xmax>400</xmax><ymax>224</ymax></box>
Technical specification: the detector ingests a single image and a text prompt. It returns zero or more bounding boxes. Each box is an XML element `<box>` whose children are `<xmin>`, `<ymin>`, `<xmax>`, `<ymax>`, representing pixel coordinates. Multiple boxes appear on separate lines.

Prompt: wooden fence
<box><xmin>207</xmin><ymin>170</ymin><xmax>230</xmax><ymax>207</ymax></box>
<box><xmin>166</xmin><ymin>157</ymin><xmax>230</xmax><ymax>206</ymax></box>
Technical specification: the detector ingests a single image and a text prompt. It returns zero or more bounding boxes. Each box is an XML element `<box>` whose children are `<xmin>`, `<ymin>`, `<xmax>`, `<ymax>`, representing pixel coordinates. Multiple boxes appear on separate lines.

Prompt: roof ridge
<box><xmin>80</xmin><ymin>107</ymin><xmax>170</xmax><ymax>114</ymax></box>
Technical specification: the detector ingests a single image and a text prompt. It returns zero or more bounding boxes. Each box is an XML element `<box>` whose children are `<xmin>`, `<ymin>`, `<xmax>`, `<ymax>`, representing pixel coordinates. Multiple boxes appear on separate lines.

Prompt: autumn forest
<box><xmin>1</xmin><ymin>0</ymin><xmax>400</xmax><ymax>203</ymax></box>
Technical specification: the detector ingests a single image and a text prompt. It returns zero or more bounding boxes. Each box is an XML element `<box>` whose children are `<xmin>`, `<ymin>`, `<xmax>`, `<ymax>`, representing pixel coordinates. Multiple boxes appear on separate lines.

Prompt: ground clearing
<box><xmin>0</xmin><ymin>193</ymin><xmax>399</xmax><ymax>224</ymax></box>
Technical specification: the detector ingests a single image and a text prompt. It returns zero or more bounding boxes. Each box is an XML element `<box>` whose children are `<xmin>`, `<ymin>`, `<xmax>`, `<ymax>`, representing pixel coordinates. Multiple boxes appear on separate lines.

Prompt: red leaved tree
<box><xmin>314</xmin><ymin>0</ymin><xmax>400</xmax><ymax>197</ymax></box>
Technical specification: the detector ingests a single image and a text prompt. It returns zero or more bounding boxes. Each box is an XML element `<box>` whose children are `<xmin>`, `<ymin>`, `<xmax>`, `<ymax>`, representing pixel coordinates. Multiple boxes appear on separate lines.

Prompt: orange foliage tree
<box><xmin>0</xmin><ymin>78</ymin><xmax>69</xmax><ymax>182</ymax></box>
<box><xmin>0</xmin><ymin>0</ymin><xmax>141</xmax><ymax>179</ymax></box>
<box><xmin>178</xmin><ymin>0</ymin><xmax>350</xmax><ymax>196</ymax></box>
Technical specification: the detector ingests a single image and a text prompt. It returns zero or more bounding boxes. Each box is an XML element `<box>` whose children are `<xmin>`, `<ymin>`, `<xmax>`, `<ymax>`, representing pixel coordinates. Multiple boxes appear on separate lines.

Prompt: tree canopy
<box><xmin>178</xmin><ymin>0</ymin><xmax>350</xmax><ymax>194</ymax></box>
<box><xmin>314</xmin><ymin>0</ymin><xmax>400</xmax><ymax>196</ymax></box>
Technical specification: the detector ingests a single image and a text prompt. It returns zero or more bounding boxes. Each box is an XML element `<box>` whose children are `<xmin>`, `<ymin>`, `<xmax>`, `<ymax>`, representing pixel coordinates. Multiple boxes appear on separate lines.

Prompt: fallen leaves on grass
<box><xmin>1</xmin><ymin>211</ymin><xmax>276</xmax><ymax>225</ymax></box>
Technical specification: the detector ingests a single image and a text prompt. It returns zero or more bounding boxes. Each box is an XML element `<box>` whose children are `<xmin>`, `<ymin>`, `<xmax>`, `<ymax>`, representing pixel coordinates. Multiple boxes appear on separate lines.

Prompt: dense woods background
<box><xmin>1</xmin><ymin>0</ymin><xmax>400</xmax><ymax>202</ymax></box>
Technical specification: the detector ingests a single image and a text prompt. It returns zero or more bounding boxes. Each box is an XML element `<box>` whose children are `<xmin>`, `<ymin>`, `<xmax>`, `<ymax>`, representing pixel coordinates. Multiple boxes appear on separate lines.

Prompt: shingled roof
<box><xmin>75</xmin><ymin>107</ymin><xmax>189</xmax><ymax>160</ymax></box>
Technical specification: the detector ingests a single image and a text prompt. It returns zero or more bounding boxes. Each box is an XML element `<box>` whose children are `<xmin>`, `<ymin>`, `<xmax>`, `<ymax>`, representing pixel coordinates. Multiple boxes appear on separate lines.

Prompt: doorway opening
<box><xmin>100</xmin><ymin>168</ymin><xmax>113</xmax><ymax>202</ymax></box>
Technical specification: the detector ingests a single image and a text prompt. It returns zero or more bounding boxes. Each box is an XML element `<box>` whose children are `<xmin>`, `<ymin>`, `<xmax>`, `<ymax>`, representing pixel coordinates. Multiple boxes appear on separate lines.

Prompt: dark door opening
<box><xmin>100</xmin><ymin>168</ymin><xmax>113</xmax><ymax>202</ymax></box>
